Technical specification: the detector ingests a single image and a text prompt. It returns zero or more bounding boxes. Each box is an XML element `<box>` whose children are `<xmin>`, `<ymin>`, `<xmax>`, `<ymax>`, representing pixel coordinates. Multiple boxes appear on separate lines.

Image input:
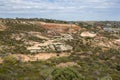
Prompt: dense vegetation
<box><xmin>0</xmin><ymin>48</ymin><xmax>120</xmax><ymax>80</ymax></box>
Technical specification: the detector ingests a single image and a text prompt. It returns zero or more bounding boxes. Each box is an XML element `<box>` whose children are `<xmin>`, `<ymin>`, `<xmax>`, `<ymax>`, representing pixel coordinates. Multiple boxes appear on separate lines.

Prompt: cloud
<box><xmin>0</xmin><ymin>0</ymin><xmax>118</xmax><ymax>12</ymax></box>
<box><xmin>0</xmin><ymin>0</ymin><xmax>120</xmax><ymax>20</ymax></box>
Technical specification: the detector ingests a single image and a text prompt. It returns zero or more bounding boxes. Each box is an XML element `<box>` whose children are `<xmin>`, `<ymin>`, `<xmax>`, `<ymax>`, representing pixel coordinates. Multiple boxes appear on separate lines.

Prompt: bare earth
<box><xmin>36</xmin><ymin>21</ymin><xmax>81</xmax><ymax>34</ymax></box>
<box><xmin>0</xmin><ymin>53</ymin><xmax>70</xmax><ymax>63</ymax></box>
<box><xmin>56</xmin><ymin>62</ymin><xmax>79</xmax><ymax>67</ymax></box>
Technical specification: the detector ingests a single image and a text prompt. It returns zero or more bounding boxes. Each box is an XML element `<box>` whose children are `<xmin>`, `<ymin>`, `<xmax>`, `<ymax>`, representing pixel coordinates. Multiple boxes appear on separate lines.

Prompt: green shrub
<box><xmin>3</xmin><ymin>55</ymin><xmax>18</xmax><ymax>65</ymax></box>
<box><xmin>51</xmin><ymin>67</ymin><xmax>85</xmax><ymax>80</ymax></box>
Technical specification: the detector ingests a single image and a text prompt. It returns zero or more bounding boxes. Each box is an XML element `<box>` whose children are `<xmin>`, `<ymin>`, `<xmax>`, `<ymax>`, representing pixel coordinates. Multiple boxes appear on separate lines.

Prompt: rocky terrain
<box><xmin>0</xmin><ymin>18</ymin><xmax>120</xmax><ymax>80</ymax></box>
<box><xmin>0</xmin><ymin>18</ymin><xmax>119</xmax><ymax>61</ymax></box>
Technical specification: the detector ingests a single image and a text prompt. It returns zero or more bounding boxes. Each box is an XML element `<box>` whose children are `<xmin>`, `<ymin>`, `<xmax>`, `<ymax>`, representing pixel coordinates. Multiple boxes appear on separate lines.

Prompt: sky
<box><xmin>0</xmin><ymin>0</ymin><xmax>120</xmax><ymax>21</ymax></box>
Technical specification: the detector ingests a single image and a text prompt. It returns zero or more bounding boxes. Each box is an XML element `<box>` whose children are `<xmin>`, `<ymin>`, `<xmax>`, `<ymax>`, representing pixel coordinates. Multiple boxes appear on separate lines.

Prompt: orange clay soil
<box><xmin>35</xmin><ymin>22</ymin><xmax>81</xmax><ymax>34</ymax></box>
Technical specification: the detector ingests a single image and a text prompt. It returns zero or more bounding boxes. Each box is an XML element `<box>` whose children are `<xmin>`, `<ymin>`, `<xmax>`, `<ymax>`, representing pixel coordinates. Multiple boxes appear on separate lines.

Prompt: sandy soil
<box><xmin>0</xmin><ymin>53</ymin><xmax>70</xmax><ymax>64</ymax></box>
<box><xmin>56</xmin><ymin>62</ymin><xmax>79</xmax><ymax>67</ymax></box>
<box><xmin>12</xmin><ymin>53</ymin><xmax>70</xmax><ymax>62</ymax></box>
<box><xmin>0</xmin><ymin>25</ymin><xmax>6</xmax><ymax>31</ymax></box>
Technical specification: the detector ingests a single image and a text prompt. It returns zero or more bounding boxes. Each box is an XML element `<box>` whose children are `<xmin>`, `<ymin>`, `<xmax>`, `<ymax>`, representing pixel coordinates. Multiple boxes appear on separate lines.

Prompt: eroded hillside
<box><xmin>0</xmin><ymin>18</ymin><xmax>120</xmax><ymax>80</ymax></box>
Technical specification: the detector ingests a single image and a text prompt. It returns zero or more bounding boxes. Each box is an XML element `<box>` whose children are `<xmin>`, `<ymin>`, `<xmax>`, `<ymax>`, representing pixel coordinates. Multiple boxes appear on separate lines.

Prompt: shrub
<box><xmin>3</xmin><ymin>54</ymin><xmax>18</xmax><ymax>65</ymax></box>
<box><xmin>51</xmin><ymin>67</ymin><xmax>85</xmax><ymax>80</ymax></box>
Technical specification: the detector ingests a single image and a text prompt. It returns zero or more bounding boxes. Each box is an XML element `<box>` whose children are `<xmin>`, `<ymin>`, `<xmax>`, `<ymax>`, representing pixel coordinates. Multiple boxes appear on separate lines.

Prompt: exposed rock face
<box><xmin>97</xmin><ymin>39</ymin><xmax>120</xmax><ymax>49</ymax></box>
<box><xmin>53</xmin><ymin>42</ymin><xmax>73</xmax><ymax>52</ymax></box>
<box><xmin>35</xmin><ymin>22</ymin><xmax>80</xmax><ymax>35</ymax></box>
<box><xmin>27</xmin><ymin>40</ymin><xmax>73</xmax><ymax>53</ymax></box>
<box><xmin>60</xmin><ymin>34</ymin><xmax>73</xmax><ymax>41</ymax></box>
<box><xmin>114</xmin><ymin>39</ymin><xmax>120</xmax><ymax>45</ymax></box>
<box><xmin>54</xmin><ymin>34</ymin><xmax>73</xmax><ymax>42</ymax></box>
<box><xmin>81</xmin><ymin>31</ymin><xmax>97</xmax><ymax>38</ymax></box>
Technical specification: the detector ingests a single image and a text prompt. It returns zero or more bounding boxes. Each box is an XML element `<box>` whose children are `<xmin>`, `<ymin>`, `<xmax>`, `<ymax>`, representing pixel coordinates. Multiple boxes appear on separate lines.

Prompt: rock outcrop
<box><xmin>81</xmin><ymin>31</ymin><xmax>97</xmax><ymax>38</ymax></box>
<box><xmin>27</xmin><ymin>40</ymin><xmax>73</xmax><ymax>53</ymax></box>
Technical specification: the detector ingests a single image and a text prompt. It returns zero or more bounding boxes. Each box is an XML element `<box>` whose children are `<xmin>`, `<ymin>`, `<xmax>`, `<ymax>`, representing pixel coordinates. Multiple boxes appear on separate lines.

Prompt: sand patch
<box><xmin>56</xmin><ymin>62</ymin><xmax>79</xmax><ymax>67</ymax></box>
<box><xmin>12</xmin><ymin>53</ymin><xmax>70</xmax><ymax>62</ymax></box>
<box><xmin>0</xmin><ymin>57</ymin><xmax>3</xmax><ymax>64</ymax></box>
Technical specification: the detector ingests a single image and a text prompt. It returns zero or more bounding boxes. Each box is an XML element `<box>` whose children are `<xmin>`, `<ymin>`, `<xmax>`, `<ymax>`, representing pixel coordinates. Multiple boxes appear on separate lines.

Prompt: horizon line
<box><xmin>0</xmin><ymin>17</ymin><xmax>120</xmax><ymax>22</ymax></box>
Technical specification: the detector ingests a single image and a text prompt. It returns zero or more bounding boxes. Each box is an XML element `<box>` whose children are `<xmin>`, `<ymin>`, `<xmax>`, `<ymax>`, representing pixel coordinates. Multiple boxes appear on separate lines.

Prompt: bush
<box><xmin>3</xmin><ymin>54</ymin><xmax>18</xmax><ymax>65</ymax></box>
<box><xmin>51</xmin><ymin>67</ymin><xmax>85</xmax><ymax>80</ymax></box>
